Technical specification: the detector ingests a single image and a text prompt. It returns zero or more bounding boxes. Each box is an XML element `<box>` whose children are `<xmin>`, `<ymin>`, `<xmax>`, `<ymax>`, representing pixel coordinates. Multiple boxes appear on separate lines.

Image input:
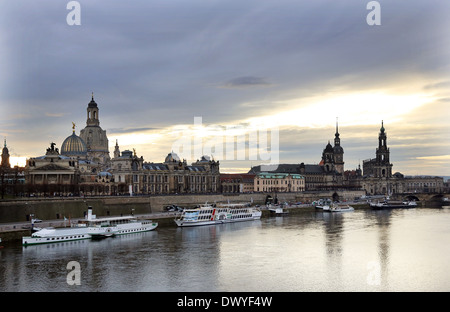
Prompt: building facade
<box><xmin>360</xmin><ymin>122</ymin><xmax>444</xmax><ymax>196</ymax></box>
<box><xmin>254</xmin><ymin>172</ymin><xmax>305</xmax><ymax>193</ymax></box>
<box><xmin>220</xmin><ymin>173</ymin><xmax>256</xmax><ymax>193</ymax></box>
<box><xmin>79</xmin><ymin>94</ymin><xmax>110</xmax><ymax>165</ymax></box>
<box><xmin>249</xmin><ymin>120</ymin><xmax>346</xmax><ymax>191</ymax></box>
<box><xmin>24</xmin><ymin>95</ymin><xmax>221</xmax><ymax>196</ymax></box>
<box><xmin>110</xmin><ymin>146</ymin><xmax>220</xmax><ymax>195</ymax></box>
<box><xmin>1</xmin><ymin>140</ymin><xmax>26</xmax><ymax>197</ymax></box>
<box><xmin>26</xmin><ymin>142</ymin><xmax>80</xmax><ymax>195</ymax></box>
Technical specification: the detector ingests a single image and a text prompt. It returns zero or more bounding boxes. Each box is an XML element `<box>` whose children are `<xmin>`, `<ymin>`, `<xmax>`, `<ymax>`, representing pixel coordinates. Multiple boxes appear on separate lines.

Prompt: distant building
<box><xmin>24</xmin><ymin>95</ymin><xmax>221</xmax><ymax>196</ymax></box>
<box><xmin>110</xmin><ymin>146</ymin><xmax>220</xmax><ymax>195</ymax></box>
<box><xmin>26</xmin><ymin>142</ymin><xmax>79</xmax><ymax>196</ymax></box>
<box><xmin>220</xmin><ymin>173</ymin><xmax>256</xmax><ymax>193</ymax></box>
<box><xmin>1</xmin><ymin>139</ymin><xmax>11</xmax><ymax>169</ymax></box>
<box><xmin>254</xmin><ymin>172</ymin><xmax>305</xmax><ymax>193</ymax></box>
<box><xmin>79</xmin><ymin>94</ymin><xmax>110</xmax><ymax>165</ymax></box>
<box><xmin>360</xmin><ymin>122</ymin><xmax>444</xmax><ymax>196</ymax></box>
<box><xmin>249</xmin><ymin>120</ymin><xmax>346</xmax><ymax>191</ymax></box>
<box><xmin>1</xmin><ymin>140</ymin><xmax>25</xmax><ymax>197</ymax></box>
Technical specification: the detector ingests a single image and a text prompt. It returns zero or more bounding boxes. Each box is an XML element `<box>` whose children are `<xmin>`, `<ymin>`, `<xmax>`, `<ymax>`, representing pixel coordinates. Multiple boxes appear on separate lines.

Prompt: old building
<box><xmin>0</xmin><ymin>140</ymin><xmax>26</xmax><ymax>197</ymax></box>
<box><xmin>110</xmin><ymin>143</ymin><xmax>220</xmax><ymax>195</ymax></box>
<box><xmin>220</xmin><ymin>173</ymin><xmax>256</xmax><ymax>193</ymax></box>
<box><xmin>360</xmin><ymin>121</ymin><xmax>444</xmax><ymax>196</ymax></box>
<box><xmin>25</xmin><ymin>143</ymin><xmax>80</xmax><ymax>196</ymax></box>
<box><xmin>254</xmin><ymin>172</ymin><xmax>305</xmax><ymax>193</ymax></box>
<box><xmin>24</xmin><ymin>95</ymin><xmax>221</xmax><ymax>196</ymax></box>
<box><xmin>79</xmin><ymin>94</ymin><xmax>110</xmax><ymax>165</ymax></box>
<box><xmin>249</xmin><ymin>120</ymin><xmax>345</xmax><ymax>191</ymax></box>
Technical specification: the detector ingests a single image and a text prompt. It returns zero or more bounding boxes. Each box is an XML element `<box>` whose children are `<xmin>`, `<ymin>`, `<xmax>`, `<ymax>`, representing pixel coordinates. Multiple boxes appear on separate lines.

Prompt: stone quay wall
<box><xmin>0</xmin><ymin>194</ymin><xmax>266</xmax><ymax>223</ymax></box>
<box><xmin>0</xmin><ymin>190</ymin><xmax>365</xmax><ymax>224</ymax></box>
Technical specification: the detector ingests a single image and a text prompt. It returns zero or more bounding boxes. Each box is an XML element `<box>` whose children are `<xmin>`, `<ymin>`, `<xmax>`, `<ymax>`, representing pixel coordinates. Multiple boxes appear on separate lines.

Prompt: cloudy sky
<box><xmin>0</xmin><ymin>0</ymin><xmax>449</xmax><ymax>176</ymax></box>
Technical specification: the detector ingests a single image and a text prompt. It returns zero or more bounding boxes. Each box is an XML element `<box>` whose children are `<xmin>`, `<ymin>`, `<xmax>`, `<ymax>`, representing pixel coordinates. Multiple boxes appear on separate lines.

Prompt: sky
<box><xmin>0</xmin><ymin>0</ymin><xmax>449</xmax><ymax>176</ymax></box>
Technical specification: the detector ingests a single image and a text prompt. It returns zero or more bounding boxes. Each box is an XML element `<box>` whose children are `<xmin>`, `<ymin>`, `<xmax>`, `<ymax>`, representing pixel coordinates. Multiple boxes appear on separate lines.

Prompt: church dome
<box><xmin>333</xmin><ymin>145</ymin><xmax>344</xmax><ymax>153</ymax></box>
<box><xmin>61</xmin><ymin>132</ymin><xmax>87</xmax><ymax>156</ymax></box>
<box><xmin>88</xmin><ymin>93</ymin><xmax>98</xmax><ymax>108</ymax></box>
<box><xmin>324</xmin><ymin>142</ymin><xmax>334</xmax><ymax>153</ymax></box>
<box><xmin>165</xmin><ymin>151</ymin><xmax>180</xmax><ymax>163</ymax></box>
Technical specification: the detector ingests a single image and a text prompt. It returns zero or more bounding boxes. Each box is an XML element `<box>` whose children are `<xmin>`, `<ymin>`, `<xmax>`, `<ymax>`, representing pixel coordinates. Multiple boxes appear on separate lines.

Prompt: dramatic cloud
<box><xmin>0</xmin><ymin>0</ymin><xmax>449</xmax><ymax>175</ymax></box>
<box><xmin>222</xmin><ymin>76</ymin><xmax>272</xmax><ymax>89</ymax></box>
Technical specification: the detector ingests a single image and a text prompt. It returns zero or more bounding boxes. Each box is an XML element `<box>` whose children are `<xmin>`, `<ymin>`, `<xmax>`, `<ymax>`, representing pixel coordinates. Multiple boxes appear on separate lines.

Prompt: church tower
<box><xmin>321</xmin><ymin>141</ymin><xmax>335</xmax><ymax>173</ymax></box>
<box><xmin>113</xmin><ymin>139</ymin><xmax>120</xmax><ymax>158</ymax></box>
<box><xmin>86</xmin><ymin>93</ymin><xmax>100</xmax><ymax>127</ymax></box>
<box><xmin>375</xmin><ymin>121</ymin><xmax>392</xmax><ymax>178</ymax></box>
<box><xmin>333</xmin><ymin>118</ymin><xmax>344</xmax><ymax>174</ymax></box>
<box><xmin>1</xmin><ymin>139</ymin><xmax>10</xmax><ymax>168</ymax></box>
<box><xmin>79</xmin><ymin>94</ymin><xmax>110</xmax><ymax>166</ymax></box>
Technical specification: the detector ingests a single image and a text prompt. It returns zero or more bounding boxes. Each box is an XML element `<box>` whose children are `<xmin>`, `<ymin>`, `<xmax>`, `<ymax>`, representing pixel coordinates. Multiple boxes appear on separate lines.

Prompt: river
<box><xmin>1</xmin><ymin>207</ymin><xmax>449</xmax><ymax>292</ymax></box>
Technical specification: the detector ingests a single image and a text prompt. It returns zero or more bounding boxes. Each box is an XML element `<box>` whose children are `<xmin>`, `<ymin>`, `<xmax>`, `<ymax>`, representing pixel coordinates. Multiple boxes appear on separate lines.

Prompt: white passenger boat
<box><xmin>268</xmin><ymin>204</ymin><xmax>289</xmax><ymax>216</ymax></box>
<box><xmin>315</xmin><ymin>199</ymin><xmax>332</xmax><ymax>211</ymax></box>
<box><xmin>370</xmin><ymin>200</ymin><xmax>417</xmax><ymax>209</ymax></box>
<box><xmin>174</xmin><ymin>203</ymin><xmax>262</xmax><ymax>227</ymax></box>
<box><xmin>325</xmin><ymin>203</ymin><xmax>354</xmax><ymax>212</ymax></box>
<box><xmin>22</xmin><ymin>226</ymin><xmax>91</xmax><ymax>246</ymax></box>
<box><xmin>22</xmin><ymin>207</ymin><xmax>158</xmax><ymax>246</ymax></box>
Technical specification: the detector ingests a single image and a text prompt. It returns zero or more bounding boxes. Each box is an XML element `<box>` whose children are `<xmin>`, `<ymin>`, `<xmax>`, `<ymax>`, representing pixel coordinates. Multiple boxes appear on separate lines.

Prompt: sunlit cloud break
<box><xmin>246</xmin><ymin>92</ymin><xmax>435</xmax><ymax>129</ymax></box>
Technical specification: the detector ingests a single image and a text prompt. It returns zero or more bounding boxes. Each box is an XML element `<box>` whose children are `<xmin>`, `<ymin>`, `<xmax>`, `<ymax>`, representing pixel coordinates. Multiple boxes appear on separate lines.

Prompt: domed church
<box><xmin>79</xmin><ymin>94</ymin><xmax>110</xmax><ymax>164</ymax></box>
<box><xmin>60</xmin><ymin>123</ymin><xmax>88</xmax><ymax>157</ymax></box>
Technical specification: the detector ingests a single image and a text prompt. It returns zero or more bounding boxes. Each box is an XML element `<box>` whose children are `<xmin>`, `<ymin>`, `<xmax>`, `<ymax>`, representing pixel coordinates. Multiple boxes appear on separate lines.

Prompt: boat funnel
<box><xmin>86</xmin><ymin>206</ymin><xmax>95</xmax><ymax>220</ymax></box>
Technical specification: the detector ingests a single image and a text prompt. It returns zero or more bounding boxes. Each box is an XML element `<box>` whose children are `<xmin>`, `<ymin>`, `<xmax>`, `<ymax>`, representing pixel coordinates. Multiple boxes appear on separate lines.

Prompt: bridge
<box><xmin>390</xmin><ymin>192</ymin><xmax>450</xmax><ymax>202</ymax></box>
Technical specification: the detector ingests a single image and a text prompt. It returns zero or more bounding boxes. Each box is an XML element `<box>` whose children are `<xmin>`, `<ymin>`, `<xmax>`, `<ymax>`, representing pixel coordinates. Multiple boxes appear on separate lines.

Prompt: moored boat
<box><xmin>325</xmin><ymin>203</ymin><xmax>354</xmax><ymax>212</ymax></box>
<box><xmin>315</xmin><ymin>199</ymin><xmax>332</xmax><ymax>211</ymax></box>
<box><xmin>268</xmin><ymin>204</ymin><xmax>289</xmax><ymax>216</ymax></box>
<box><xmin>175</xmin><ymin>203</ymin><xmax>262</xmax><ymax>227</ymax></box>
<box><xmin>370</xmin><ymin>200</ymin><xmax>417</xmax><ymax>209</ymax></box>
<box><xmin>22</xmin><ymin>227</ymin><xmax>92</xmax><ymax>246</ymax></box>
<box><xmin>22</xmin><ymin>207</ymin><xmax>158</xmax><ymax>246</ymax></box>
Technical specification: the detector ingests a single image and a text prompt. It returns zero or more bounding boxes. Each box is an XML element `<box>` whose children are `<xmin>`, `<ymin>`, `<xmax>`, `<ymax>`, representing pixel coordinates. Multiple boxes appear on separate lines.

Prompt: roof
<box><xmin>256</xmin><ymin>172</ymin><xmax>304</xmax><ymax>179</ymax></box>
<box><xmin>249</xmin><ymin>163</ymin><xmax>324</xmax><ymax>174</ymax></box>
<box><xmin>143</xmin><ymin>163</ymin><xmax>169</xmax><ymax>171</ymax></box>
<box><xmin>61</xmin><ymin>132</ymin><xmax>87</xmax><ymax>156</ymax></box>
<box><xmin>187</xmin><ymin>166</ymin><xmax>206</xmax><ymax>172</ymax></box>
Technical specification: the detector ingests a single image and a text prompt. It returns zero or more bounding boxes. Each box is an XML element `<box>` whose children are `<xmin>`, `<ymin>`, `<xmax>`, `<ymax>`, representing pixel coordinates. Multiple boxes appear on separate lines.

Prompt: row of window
<box><xmin>128</xmin><ymin>175</ymin><xmax>217</xmax><ymax>183</ymax></box>
<box><xmin>118</xmin><ymin>228</ymin><xmax>147</xmax><ymax>233</ymax></box>
<box><xmin>256</xmin><ymin>179</ymin><xmax>304</xmax><ymax>185</ymax></box>
<box><xmin>256</xmin><ymin>187</ymin><xmax>304</xmax><ymax>192</ymax></box>
<box><xmin>231</xmin><ymin>214</ymin><xmax>252</xmax><ymax>219</ymax></box>
<box><xmin>42</xmin><ymin>235</ymin><xmax>87</xmax><ymax>241</ymax></box>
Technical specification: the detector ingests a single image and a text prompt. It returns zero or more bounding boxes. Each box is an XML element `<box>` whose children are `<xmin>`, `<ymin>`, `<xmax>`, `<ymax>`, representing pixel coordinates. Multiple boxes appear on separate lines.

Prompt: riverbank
<box><xmin>0</xmin><ymin>202</ymin><xmax>371</xmax><ymax>243</ymax></box>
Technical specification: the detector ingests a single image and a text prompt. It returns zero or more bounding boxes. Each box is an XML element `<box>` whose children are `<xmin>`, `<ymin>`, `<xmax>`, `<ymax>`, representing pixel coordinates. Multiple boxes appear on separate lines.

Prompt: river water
<box><xmin>1</xmin><ymin>207</ymin><xmax>449</xmax><ymax>292</ymax></box>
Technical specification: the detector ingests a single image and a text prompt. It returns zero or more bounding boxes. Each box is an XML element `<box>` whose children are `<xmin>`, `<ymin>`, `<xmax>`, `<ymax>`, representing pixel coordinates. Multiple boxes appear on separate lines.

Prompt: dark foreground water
<box><xmin>1</xmin><ymin>208</ymin><xmax>449</xmax><ymax>292</ymax></box>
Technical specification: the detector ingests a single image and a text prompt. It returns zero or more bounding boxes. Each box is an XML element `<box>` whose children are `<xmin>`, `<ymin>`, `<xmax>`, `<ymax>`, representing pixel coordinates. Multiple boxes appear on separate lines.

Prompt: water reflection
<box><xmin>370</xmin><ymin>210</ymin><xmax>391</xmax><ymax>289</ymax></box>
<box><xmin>1</xmin><ymin>209</ymin><xmax>449</xmax><ymax>292</ymax></box>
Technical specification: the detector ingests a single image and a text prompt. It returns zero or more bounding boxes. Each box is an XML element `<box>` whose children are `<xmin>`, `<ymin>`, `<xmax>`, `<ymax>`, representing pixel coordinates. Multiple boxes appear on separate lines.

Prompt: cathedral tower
<box><xmin>333</xmin><ymin>118</ymin><xmax>344</xmax><ymax>174</ymax></box>
<box><xmin>1</xmin><ymin>139</ymin><xmax>10</xmax><ymax>168</ymax></box>
<box><xmin>375</xmin><ymin>120</ymin><xmax>392</xmax><ymax>178</ymax></box>
<box><xmin>79</xmin><ymin>94</ymin><xmax>110</xmax><ymax>165</ymax></box>
<box><xmin>321</xmin><ymin>141</ymin><xmax>335</xmax><ymax>173</ymax></box>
